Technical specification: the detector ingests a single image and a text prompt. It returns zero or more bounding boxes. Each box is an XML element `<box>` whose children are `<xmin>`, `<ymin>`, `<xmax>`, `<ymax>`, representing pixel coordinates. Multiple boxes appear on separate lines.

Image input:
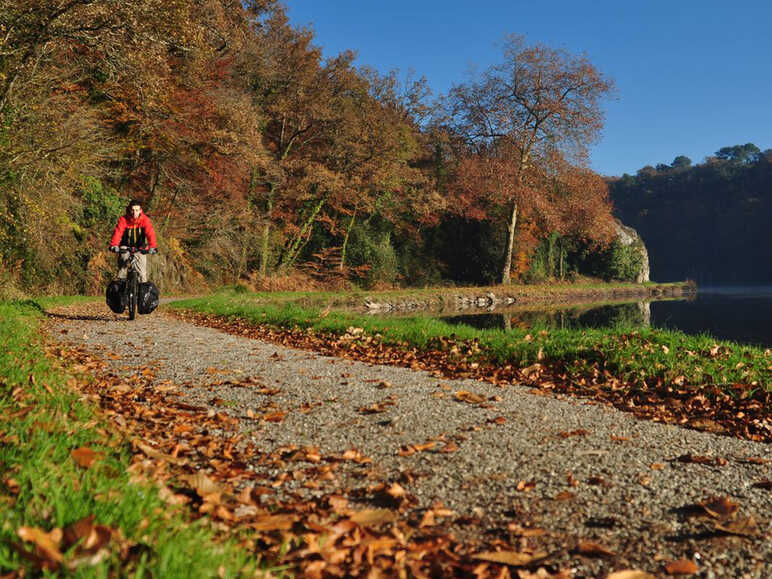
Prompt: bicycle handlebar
<box><xmin>111</xmin><ymin>246</ymin><xmax>158</xmax><ymax>254</ymax></box>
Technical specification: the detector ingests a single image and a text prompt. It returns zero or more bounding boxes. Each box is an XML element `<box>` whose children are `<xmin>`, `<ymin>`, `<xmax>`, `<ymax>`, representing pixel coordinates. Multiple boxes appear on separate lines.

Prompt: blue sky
<box><xmin>282</xmin><ymin>0</ymin><xmax>770</xmax><ymax>177</ymax></box>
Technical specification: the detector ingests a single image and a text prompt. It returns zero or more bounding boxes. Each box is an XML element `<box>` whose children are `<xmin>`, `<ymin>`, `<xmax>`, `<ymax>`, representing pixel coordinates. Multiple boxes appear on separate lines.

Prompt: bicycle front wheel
<box><xmin>127</xmin><ymin>271</ymin><xmax>138</xmax><ymax>320</ymax></box>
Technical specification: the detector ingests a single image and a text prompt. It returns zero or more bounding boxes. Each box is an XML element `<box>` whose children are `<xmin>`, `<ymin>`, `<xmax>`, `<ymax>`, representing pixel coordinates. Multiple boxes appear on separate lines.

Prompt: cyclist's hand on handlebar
<box><xmin>109</xmin><ymin>245</ymin><xmax>120</xmax><ymax>253</ymax></box>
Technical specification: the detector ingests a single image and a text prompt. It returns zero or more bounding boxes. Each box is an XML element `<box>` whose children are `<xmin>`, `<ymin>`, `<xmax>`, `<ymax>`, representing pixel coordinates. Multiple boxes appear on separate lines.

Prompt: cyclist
<box><xmin>109</xmin><ymin>198</ymin><xmax>157</xmax><ymax>282</ymax></box>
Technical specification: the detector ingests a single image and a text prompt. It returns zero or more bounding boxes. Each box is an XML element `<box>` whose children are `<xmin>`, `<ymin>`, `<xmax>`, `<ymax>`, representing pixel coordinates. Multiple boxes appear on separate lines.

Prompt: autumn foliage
<box><xmin>0</xmin><ymin>3</ymin><xmax>618</xmax><ymax>293</ymax></box>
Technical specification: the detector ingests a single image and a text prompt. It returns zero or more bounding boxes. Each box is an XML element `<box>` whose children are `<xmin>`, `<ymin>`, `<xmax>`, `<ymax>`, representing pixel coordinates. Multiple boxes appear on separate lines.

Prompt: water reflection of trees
<box><xmin>444</xmin><ymin>301</ymin><xmax>652</xmax><ymax>331</ymax></box>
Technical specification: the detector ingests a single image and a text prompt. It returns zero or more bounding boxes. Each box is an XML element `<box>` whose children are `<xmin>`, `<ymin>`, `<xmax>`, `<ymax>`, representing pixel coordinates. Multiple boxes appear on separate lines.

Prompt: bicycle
<box><xmin>109</xmin><ymin>246</ymin><xmax>158</xmax><ymax>320</ymax></box>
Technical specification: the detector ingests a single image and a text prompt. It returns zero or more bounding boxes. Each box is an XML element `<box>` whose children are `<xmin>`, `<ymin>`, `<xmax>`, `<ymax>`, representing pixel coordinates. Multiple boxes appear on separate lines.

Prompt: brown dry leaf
<box><xmin>743</xmin><ymin>456</ymin><xmax>770</xmax><ymax>465</ymax></box>
<box><xmin>135</xmin><ymin>441</ymin><xmax>187</xmax><ymax>465</ymax></box>
<box><xmin>386</xmin><ymin>482</ymin><xmax>407</xmax><ymax>499</ymax></box>
<box><xmin>553</xmin><ymin>491</ymin><xmax>575</xmax><ymax>501</ymax></box>
<box><xmin>440</xmin><ymin>441</ymin><xmax>459</xmax><ymax>453</ymax></box>
<box><xmin>349</xmin><ymin>509</ymin><xmax>397</xmax><ymax>527</ymax></box>
<box><xmin>454</xmin><ymin>390</ymin><xmax>486</xmax><ymax>404</ymax></box>
<box><xmin>752</xmin><ymin>479</ymin><xmax>772</xmax><ymax>490</ymax></box>
<box><xmin>714</xmin><ymin>516</ymin><xmax>759</xmax><ymax>537</ymax></box>
<box><xmin>183</xmin><ymin>472</ymin><xmax>222</xmax><ymax>497</ymax></box>
<box><xmin>328</xmin><ymin>495</ymin><xmax>349</xmax><ymax>514</ymax></box>
<box><xmin>577</xmin><ymin>540</ymin><xmax>615</xmax><ymax>558</ymax></box>
<box><xmin>677</xmin><ymin>454</ymin><xmax>726</xmax><ymax>466</ymax></box>
<box><xmin>699</xmin><ymin>496</ymin><xmax>738</xmax><ymax>519</ymax></box>
<box><xmin>664</xmin><ymin>558</ymin><xmax>697</xmax><ymax>575</ymax></box>
<box><xmin>506</xmin><ymin>524</ymin><xmax>546</xmax><ymax>537</ymax></box>
<box><xmin>516</xmin><ymin>480</ymin><xmax>535</xmax><ymax>492</ymax></box>
<box><xmin>250</xmin><ymin>513</ymin><xmax>296</xmax><ymax>531</ymax></box>
<box><xmin>263</xmin><ymin>411</ymin><xmax>286</xmax><ymax>423</ymax></box>
<box><xmin>17</xmin><ymin>526</ymin><xmax>63</xmax><ymax>565</ymax></box>
<box><xmin>558</xmin><ymin>429</ymin><xmax>590</xmax><ymax>438</ymax></box>
<box><xmin>607</xmin><ymin>571</ymin><xmax>656</xmax><ymax>579</ymax></box>
<box><xmin>472</xmin><ymin>550</ymin><xmax>547</xmax><ymax>566</ymax></box>
<box><xmin>71</xmin><ymin>447</ymin><xmax>98</xmax><ymax>469</ymax></box>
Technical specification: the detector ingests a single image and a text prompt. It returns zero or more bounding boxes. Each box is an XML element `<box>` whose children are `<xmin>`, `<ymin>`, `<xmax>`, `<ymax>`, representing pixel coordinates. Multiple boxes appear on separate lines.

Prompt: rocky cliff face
<box><xmin>614</xmin><ymin>219</ymin><xmax>650</xmax><ymax>283</ymax></box>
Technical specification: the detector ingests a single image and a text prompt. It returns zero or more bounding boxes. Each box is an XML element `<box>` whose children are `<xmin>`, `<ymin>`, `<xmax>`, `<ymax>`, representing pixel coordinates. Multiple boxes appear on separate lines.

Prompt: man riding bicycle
<box><xmin>109</xmin><ymin>199</ymin><xmax>157</xmax><ymax>281</ymax></box>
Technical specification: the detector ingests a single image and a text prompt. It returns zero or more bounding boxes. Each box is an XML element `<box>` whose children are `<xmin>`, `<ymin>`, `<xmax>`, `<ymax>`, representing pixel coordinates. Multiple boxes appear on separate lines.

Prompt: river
<box><xmin>440</xmin><ymin>286</ymin><xmax>772</xmax><ymax>348</ymax></box>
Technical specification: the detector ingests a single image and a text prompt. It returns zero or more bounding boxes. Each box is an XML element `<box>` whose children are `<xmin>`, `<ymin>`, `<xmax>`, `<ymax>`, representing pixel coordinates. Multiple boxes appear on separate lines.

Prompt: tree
<box><xmin>715</xmin><ymin>143</ymin><xmax>761</xmax><ymax>164</ymax></box>
<box><xmin>671</xmin><ymin>155</ymin><xmax>692</xmax><ymax>168</ymax></box>
<box><xmin>447</xmin><ymin>35</ymin><xmax>613</xmax><ymax>283</ymax></box>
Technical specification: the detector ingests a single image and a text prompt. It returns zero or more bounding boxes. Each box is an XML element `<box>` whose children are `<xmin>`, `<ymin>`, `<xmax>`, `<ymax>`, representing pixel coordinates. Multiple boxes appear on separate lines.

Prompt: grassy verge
<box><xmin>171</xmin><ymin>288</ymin><xmax>770</xmax><ymax>389</ymax></box>
<box><xmin>0</xmin><ymin>299</ymin><xmax>260</xmax><ymax>576</ymax></box>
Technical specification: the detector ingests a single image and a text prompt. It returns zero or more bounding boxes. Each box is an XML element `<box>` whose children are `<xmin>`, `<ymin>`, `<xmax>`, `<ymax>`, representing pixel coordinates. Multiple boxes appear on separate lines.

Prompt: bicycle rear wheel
<box><xmin>127</xmin><ymin>271</ymin><xmax>138</xmax><ymax>320</ymax></box>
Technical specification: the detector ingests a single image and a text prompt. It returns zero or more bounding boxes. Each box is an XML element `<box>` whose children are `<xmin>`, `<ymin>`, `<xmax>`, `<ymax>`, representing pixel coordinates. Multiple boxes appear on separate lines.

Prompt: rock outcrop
<box><xmin>614</xmin><ymin>219</ymin><xmax>650</xmax><ymax>283</ymax></box>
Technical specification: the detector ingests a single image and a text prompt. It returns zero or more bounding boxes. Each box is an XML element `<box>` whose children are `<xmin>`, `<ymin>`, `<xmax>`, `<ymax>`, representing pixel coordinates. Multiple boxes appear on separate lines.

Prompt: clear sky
<box><xmin>282</xmin><ymin>0</ymin><xmax>770</xmax><ymax>177</ymax></box>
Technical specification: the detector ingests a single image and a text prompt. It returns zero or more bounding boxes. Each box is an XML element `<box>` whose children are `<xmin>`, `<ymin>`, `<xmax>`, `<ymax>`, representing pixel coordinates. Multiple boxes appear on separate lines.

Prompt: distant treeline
<box><xmin>1</xmin><ymin>1</ymin><xmax>628</xmax><ymax>295</ymax></box>
<box><xmin>609</xmin><ymin>144</ymin><xmax>772</xmax><ymax>284</ymax></box>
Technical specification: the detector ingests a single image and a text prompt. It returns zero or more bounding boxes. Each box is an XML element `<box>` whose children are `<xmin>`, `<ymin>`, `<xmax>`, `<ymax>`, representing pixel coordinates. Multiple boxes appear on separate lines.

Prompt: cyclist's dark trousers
<box><xmin>117</xmin><ymin>252</ymin><xmax>148</xmax><ymax>282</ymax></box>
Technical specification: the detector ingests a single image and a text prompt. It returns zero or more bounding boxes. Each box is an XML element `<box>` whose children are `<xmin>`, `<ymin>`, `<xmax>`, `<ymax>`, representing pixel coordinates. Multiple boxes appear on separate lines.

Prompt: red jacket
<box><xmin>110</xmin><ymin>211</ymin><xmax>157</xmax><ymax>248</ymax></box>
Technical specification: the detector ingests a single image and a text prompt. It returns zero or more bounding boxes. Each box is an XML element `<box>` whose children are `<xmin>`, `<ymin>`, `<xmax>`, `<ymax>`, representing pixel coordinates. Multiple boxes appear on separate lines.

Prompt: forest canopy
<box><xmin>0</xmin><ymin>0</ymin><xmax>622</xmax><ymax>294</ymax></box>
<box><xmin>610</xmin><ymin>145</ymin><xmax>772</xmax><ymax>284</ymax></box>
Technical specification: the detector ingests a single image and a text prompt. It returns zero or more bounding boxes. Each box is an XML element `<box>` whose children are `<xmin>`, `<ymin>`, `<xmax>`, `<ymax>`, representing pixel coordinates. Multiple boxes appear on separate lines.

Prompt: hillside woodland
<box><xmin>1</xmin><ymin>0</ymin><xmax>632</xmax><ymax>295</ymax></box>
<box><xmin>610</xmin><ymin>144</ymin><xmax>772</xmax><ymax>284</ymax></box>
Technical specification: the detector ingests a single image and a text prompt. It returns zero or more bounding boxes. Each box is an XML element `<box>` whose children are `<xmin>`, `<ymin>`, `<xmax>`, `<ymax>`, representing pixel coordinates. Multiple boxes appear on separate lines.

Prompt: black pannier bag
<box><xmin>138</xmin><ymin>281</ymin><xmax>160</xmax><ymax>314</ymax></box>
<box><xmin>106</xmin><ymin>280</ymin><xmax>126</xmax><ymax>313</ymax></box>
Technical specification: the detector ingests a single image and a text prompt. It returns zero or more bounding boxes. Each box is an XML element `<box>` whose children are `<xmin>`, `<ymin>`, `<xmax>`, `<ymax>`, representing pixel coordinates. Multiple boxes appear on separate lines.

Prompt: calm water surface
<box><xmin>440</xmin><ymin>286</ymin><xmax>772</xmax><ymax>348</ymax></box>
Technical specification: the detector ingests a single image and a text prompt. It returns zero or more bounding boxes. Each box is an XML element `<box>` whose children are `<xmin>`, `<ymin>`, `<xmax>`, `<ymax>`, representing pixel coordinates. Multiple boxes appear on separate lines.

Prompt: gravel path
<box><xmin>48</xmin><ymin>302</ymin><xmax>771</xmax><ymax>577</ymax></box>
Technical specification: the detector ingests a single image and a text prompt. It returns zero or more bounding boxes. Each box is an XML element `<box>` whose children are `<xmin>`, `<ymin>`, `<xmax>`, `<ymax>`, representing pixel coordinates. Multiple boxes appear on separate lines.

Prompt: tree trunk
<box><xmin>279</xmin><ymin>197</ymin><xmax>325</xmax><ymax>272</ymax></box>
<box><xmin>339</xmin><ymin>210</ymin><xmax>356</xmax><ymax>270</ymax></box>
<box><xmin>501</xmin><ymin>200</ymin><xmax>518</xmax><ymax>284</ymax></box>
<box><xmin>260</xmin><ymin>183</ymin><xmax>274</xmax><ymax>277</ymax></box>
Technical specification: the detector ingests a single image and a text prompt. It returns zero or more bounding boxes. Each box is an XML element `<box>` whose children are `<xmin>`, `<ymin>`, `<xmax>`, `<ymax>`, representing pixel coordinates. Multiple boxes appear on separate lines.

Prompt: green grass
<box><xmin>171</xmin><ymin>288</ymin><xmax>770</xmax><ymax>389</ymax></box>
<box><xmin>0</xmin><ymin>299</ymin><xmax>266</xmax><ymax>577</ymax></box>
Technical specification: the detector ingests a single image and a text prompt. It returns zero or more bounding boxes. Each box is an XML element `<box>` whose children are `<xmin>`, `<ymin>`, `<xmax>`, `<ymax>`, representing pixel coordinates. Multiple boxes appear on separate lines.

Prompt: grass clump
<box><xmin>0</xmin><ymin>299</ymin><xmax>260</xmax><ymax>576</ymax></box>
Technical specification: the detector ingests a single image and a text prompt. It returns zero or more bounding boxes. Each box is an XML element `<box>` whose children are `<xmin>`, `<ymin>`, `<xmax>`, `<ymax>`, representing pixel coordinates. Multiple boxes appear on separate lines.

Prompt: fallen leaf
<box><xmin>454</xmin><ymin>390</ymin><xmax>486</xmax><ymax>404</ymax></box>
<box><xmin>699</xmin><ymin>496</ymin><xmax>738</xmax><ymax>519</ymax></box>
<box><xmin>71</xmin><ymin>447</ymin><xmax>98</xmax><ymax>469</ymax></box>
<box><xmin>263</xmin><ymin>411</ymin><xmax>286</xmax><ymax>423</ymax></box>
<box><xmin>558</xmin><ymin>429</ymin><xmax>590</xmax><ymax>438</ymax></box>
<box><xmin>576</xmin><ymin>540</ymin><xmax>615</xmax><ymax>558</ymax></box>
<box><xmin>472</xmin><ymin>550</ymin><xmax>547</xmax><ymax>566</ymax></box>
<box><xmin>17</xmin><ymin>526</ymin><xmax>63</xmax><ymax>565</ymax></box>
<box><xmin>439</xmin><ymin>441</ymin><xmax>459</xmax><ymax>453</ymax></box>
<box><xmin>250</xmin><ymin>514</ymin><xmax>295</xmax><ymax>531</ymax></box>
<box><xmin>553</xmin><ymin>491</ymin><xmax>575</xmax><ymax>501</ymax></box>
<box><xmin>714</xmin><ymin>516</ymin><xmax>759</xmax><ymax>537</ymax></box>
<box><xmin>677</xmin><ymin>454</ymin><xmax>726</xmax><ymax>466</ymax></box>
<box><xmin>135</xmin><ymin>441</ymin><xmax>186</xmax><ymax>465</ymax></box>
<box><xmin>516</xmin><ymin>480</ymin><xmax>535</xmax><ymax>492</ymax></box>
<box><xmin>752</xmin><ymin>479</ymin><xmax>772</xmax><ymax>490</ymax></box>
<box><xmin>664</xmin><ymin>558</ymin><xmax>697</xmax><ymax>575</ymax></box>
<box><xmin>349</xmin><ymin>508</ymin><xmax>397</xmax><ymax>527</ymax></box>
<box><xmin>183</xmin><ymin>472</ymin><xmax>222</xmax><ymax>497</ymax></box>
<box><xmin>607</xmin><ymin>571</ymin><xmax>656</xmax><ymax>579</ymax></box>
